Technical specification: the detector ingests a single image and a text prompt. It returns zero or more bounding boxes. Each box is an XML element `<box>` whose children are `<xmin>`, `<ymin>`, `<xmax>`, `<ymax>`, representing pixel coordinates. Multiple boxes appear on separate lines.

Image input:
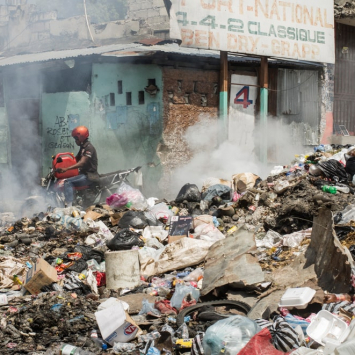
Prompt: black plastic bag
<box><xmin>202</xmin><ymin>184</ymin><xmax>232</xmax><ymax>202</ymax></box>
<box><xmin>73</xmin><ymin>245</ymin><xmax>105</xmax><ymax>263</ymax></box>
<box><xmin>66</xmin><ymin>258</ymin><xmax>88</xmax><ymax>273</ymax></box>
<box><xmin>318</xmin><ymin>159</ymin><xmax>349</xmax><ymax>182</ymax></box>
<box><xmin>107</xmin><ymin>228</ymin><xmax>144</xmax><ymax>251</ymax></box>
<box><xmin>346</xmin><ymin>157</ymin><xmax>355</xmax><ymax>177</ymax></box>
<box><xmin>175</xmin><ymin>183</ymin><xmax>201</xmax><ymax>203</ymax></box>
<box><xmin>118</xmin><ymin>211</ymin><xmax>149</xmax><ymax>229</ymax></box>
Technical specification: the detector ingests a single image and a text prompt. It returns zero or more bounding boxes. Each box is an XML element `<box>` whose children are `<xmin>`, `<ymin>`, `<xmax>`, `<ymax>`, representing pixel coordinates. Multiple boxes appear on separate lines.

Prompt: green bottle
<box><xmin>322</xmin><ymin>185</ymin><xmax>337</xmax><ymax>194</ymax></box>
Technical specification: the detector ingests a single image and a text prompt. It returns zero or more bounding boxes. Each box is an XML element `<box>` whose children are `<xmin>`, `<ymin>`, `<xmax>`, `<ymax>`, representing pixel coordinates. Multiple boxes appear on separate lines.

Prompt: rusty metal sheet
<box><xmin>201</xmin><ymin>228</ymin><xmax>265</xmax><ymax>296</ymax></box>
<box><xmin>305</xmin><ymin>208</ymin><xmax>354</xmax><ymax>293</ymax></box>
<box><xmin>334</xmin><ymin>23</ymin><xmax>355</xmax><ymax>134</ymax></box>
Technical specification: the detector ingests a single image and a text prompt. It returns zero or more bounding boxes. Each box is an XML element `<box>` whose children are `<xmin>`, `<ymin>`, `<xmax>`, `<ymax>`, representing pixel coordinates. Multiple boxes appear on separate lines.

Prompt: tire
<box><xmin>176</xmin><ymin>300</ymin><xmax>252</xmax><ymax>327</ymax></box>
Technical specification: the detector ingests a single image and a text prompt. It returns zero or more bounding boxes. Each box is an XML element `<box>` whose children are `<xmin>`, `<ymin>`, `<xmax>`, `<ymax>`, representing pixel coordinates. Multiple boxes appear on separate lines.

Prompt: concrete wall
<box><xmin>41</xmin><ymin>92</ymin><xmax>90</xmax><ymax>176</ymax></box>
<box><xmin>90</xmin><ymin>63</ymin><xmax>163</xmax><ymax>195</ymax></box>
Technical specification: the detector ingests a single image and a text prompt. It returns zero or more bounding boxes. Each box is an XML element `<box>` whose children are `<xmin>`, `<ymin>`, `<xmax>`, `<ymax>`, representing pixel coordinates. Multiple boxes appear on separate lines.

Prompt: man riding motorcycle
<box><xmin>56</xmin><ymin>126</ymin><xmax>99</xmax><ymax>207</ymax></box>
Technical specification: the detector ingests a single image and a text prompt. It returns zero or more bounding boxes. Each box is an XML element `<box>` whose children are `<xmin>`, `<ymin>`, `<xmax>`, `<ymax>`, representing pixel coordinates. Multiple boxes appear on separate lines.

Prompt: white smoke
<box><xmin>168</xmin><ymin>114</ymin><xmax>306</xmax><ymax>198</ymax></box>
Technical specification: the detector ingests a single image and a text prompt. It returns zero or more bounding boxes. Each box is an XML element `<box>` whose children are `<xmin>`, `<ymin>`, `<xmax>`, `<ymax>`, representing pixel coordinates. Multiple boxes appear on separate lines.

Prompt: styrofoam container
<box><xmin>278</xmin><ymin>287</ymin><xmax>316</xmax><ymax>309</ymax></box>
<box><xmin>306</xmin><ymin>310</ymin><xmax>350</xmax><ymax>346</ymax></box>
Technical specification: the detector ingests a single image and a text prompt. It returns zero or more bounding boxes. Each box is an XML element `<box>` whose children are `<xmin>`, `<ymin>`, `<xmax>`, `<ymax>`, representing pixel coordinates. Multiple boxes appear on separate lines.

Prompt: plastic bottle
<box><xmin>336</xmin><ymin>185</ymin><xmax>350</xmax><ymax>194</ymax></box>
<box><xmin>323</xmin><ymin>293</ymin><xmax>352</xmax><ymax>304</ymax></box>
<box><xmin>322</xmin><ymin>185</ymin><xmax>337</xmax><ymax>194</ymax></box>
<box><xmin>44</xmin><ymin>343</ymin><xmax>96</xmax><ymax>355</ymax></box>
<box><xmin>90</xmin><ymin>330</ymin><xmax>108</xmax><ymax>351</ymax></box>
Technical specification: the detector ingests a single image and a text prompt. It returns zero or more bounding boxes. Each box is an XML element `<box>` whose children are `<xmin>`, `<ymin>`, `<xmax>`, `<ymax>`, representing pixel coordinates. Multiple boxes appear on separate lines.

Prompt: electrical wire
<box><xmin>83</xmin><ymin>0</ymin><xmax>95</xmax><ymax>44</ymax></box>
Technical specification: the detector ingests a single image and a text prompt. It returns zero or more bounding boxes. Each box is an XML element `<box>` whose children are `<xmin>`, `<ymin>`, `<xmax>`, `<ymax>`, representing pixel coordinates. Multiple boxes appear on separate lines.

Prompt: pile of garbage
<box><xmin>2</xmin><ymin>144</ymin><xmax>355</xmax><ymax>354</ymax></box>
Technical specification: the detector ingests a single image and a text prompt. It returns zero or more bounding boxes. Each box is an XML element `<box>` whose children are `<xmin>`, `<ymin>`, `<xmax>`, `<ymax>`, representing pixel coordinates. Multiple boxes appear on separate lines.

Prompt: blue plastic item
<box><xmin>147</xmin><ymin>347</ymin><xmax>161</xmax><ymax>355</ymax></box>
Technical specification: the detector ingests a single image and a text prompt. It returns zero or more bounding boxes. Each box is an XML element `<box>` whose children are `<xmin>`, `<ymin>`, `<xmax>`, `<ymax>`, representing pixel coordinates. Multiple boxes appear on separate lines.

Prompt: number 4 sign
<box><xmin>234</xmin><ymin>86</ymin><xmax>253</xmax><ymax>109</ymax></box>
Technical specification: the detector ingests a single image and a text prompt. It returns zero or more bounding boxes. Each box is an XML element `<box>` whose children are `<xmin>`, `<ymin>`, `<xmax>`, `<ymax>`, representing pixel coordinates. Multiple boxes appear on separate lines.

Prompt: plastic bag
<box><xmin>138</xmin><ymin>247</ymin><xmax>164</xmax><ymax>276</ymax></box>
<box><xmin>111</xmin><ymin>182</ymin><xmax>147</xmax><ymax>210</ymax></box>
<box><xmin>282</xmin><ymin>229</ymin><xmax>312</xmax><ymax>248</ymax></box>
<box><xmin>318</xmin><ymin>159</ymin><xmax>349</xmax><ymax>182</ymax></box>
<box><xmin>175</xmin><ymin>183</ymin><xmax>201</xmax><ymax>203</ymax></box>
<box><xmin>146</xmin><ymin>237</ymin><xmax>164</xmax><ymax>250</ymax></box>
<box><xmin>106</xmin><ymin>193</ymin><xmax>129</xmax><ymax>208</ymax></box>
<box><xmin>202</xmin><ymin>315</ymin><xmax>261</xmax><ymax>355</ymax></box>
<box><xmin>143</xmin><ymin>226</ymin><xmax>169</xmax><ymax>242</ymax></box>
<box><xmin>193</xmin><ymin>215</ymin><xmax>214</xmax><ymax>229</ymax></box>
<box><xmin>256</xmin><ymin>230</ymin><xmax>282</xmax><ymax>249</ymax></box>
<box><xmin>118</xmin><ymin>211</ymin><xmax>149</xmax><ymax>229</ymax></box>
<box><xmin>139</xmin><ymin>299</ymin><xmax>161</xmax><ymax>316</ymax></box>
<box><xmin>238</xmin><ymin>328</ymin><xmax>291</xmax><ymax>355</ymax></box>
<box><xmin>148</xmin><ymin>203</ymin><xmax>174</xmax><ymax>222</ymax></box>
<box><xmin>74</xmin><ymin>245</ymin><xmax>105</xmax><ymax>263</ymax></box>
<box><xmin>202</xmin><ymin>184</ymin><xmax>232</xmax><ymax>202</ymax></box>
<box><xmin>337</xmin><ymin>205</ymin><xmax>355</xmax><ymax>225</ymax></box>
<box><xmin>183</xmin><ymin>268</ymin><xmax>204</xmax><ymax>282</ymax></box>
<box><xmin>107</xmin><ymin>228</ymin><xmax>144</xmax><ymax>251</ymax></box>
<box><xmin>193</xmin><ymin>224</ymin><xmax>225</xmax><ymax>242</ymax></box>
<box><xmin>170</xmin><ymin>283</ymin><xmax>200</xmax><ymax>310</ymax></box>
<box><xmin>334</xmin><ymin>337</ymin><xmax>355</xmax><ymax>354</ymax></box>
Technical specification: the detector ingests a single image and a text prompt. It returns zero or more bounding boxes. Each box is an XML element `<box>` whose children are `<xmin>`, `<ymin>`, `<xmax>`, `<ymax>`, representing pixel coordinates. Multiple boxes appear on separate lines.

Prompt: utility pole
<box><xmin>219</xmin><ymin>51</ymin><xmax>228</xmax><ymax>142</ymax></box>
<box><xmin>260</xmin><ymin>57</ymin><xmax>268</xmax><ymax>165</ymax></box>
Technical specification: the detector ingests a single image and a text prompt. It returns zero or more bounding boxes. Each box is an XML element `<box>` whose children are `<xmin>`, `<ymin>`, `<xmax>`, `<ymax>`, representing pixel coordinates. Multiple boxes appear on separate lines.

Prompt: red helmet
<box><xmin>72</xmin><ymin>126</ymin><xmax>89</xmax><ymax>143</ymax></box>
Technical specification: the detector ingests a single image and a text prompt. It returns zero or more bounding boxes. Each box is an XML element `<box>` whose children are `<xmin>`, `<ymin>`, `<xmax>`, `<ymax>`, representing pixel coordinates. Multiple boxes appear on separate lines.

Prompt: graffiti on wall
<box><xmin>46</xmin><ymin>114</ymin><xmax>80</xmax><ymax>149</ymax></box>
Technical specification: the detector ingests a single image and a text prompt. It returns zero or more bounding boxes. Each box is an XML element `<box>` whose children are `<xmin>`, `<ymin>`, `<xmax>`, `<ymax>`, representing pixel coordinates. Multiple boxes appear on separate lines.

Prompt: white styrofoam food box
<box><xmin>278</xmin><ymin>287</ymin><xmax>316</xmax><ymax>309</ymax></box>
<box><xmin>307</xmin><ymin>310</ymin><xmax>350</xmax><ymax>346</ymax></box>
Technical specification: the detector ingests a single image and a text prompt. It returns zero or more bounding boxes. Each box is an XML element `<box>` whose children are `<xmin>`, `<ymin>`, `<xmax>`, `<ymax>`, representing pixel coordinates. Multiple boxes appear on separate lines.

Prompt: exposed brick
<box><xmin>159</xmin><ymin>67</ymin><xmax>219</xmax><ymax>193</ymax></box>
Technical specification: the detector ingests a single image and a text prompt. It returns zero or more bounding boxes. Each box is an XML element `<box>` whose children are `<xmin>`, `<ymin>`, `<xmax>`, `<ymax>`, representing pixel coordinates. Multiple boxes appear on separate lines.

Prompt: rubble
<box><xmin>2</xmin><ymin>144</ymin><xmax>355</xmax><ymax>354</ymax></box>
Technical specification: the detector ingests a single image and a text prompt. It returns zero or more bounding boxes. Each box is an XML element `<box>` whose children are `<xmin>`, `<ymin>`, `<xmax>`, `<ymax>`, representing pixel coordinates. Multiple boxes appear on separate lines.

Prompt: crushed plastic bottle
<box><xmin>112</xmin><ymin>342</ymin><xmax>136</xmax><ymax>354</ymax></box>
<box><xmin>44</xmin><ymin>343</ymin><xmax>96</xmax><ymax>355</ymax></box>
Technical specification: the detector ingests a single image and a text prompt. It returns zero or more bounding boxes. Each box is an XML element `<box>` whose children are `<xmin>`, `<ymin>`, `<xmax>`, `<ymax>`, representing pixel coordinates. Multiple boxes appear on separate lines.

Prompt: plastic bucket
<box><xmin>105</xmin><ymin>250</ymin><xmax>140</xmax><ymax>290</ymax></box>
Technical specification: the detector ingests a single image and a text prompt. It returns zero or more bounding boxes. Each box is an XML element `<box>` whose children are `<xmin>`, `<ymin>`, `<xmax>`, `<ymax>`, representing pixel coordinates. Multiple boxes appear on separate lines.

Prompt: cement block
<box><xmin>148</xmin><ymin>8</ymin><xmax>160</xmax><ymax>17</ymax></box>
<box><xmin>153</xmin><ymin>0</ymin><xmax>164</xmax><ymax>7</ymax></box>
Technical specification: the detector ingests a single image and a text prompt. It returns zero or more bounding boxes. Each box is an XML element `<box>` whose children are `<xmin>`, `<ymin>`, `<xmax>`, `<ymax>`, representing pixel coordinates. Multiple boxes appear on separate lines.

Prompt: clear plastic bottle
<box><xmin>45</xmin><ymin>343</ymin><xmax>96</xmax><ymax>355</ymax></box>
<box><xmin>336</xmin><ymin>185</ymin><xmax>350</xmax><ymax>194</ymax></box>
<box><xmin>90</xmin><ymin>330</ymin><xmax>108</xmax><ymax>351</ymax></box>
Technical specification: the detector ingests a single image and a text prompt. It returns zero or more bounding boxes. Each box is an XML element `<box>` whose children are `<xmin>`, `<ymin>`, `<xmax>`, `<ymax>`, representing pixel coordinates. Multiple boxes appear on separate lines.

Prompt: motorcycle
<box><xmin>21</xmin><ymin>152</ymin><xmax>142</xmax><ymax>216</ymax></box>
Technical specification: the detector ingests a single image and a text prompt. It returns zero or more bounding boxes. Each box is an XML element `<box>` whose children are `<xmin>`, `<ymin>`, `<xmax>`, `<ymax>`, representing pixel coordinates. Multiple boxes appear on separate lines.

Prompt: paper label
<box><xmin>0</xmin><ymin>294</ymin><xmax>8</xmax><ymax>305</ymax></box>
<box><xmin>61</xmin><ymin>344</ymin><xmax>77</xmax><ymax>355</ymax></box>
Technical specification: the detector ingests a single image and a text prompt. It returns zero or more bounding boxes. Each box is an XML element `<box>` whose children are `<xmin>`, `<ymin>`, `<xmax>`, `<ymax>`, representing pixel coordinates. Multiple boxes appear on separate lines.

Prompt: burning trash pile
<box><xmin>2</xmin><ymin>144</ymin><xmax>355</xmax><ymax>354</ymax></box>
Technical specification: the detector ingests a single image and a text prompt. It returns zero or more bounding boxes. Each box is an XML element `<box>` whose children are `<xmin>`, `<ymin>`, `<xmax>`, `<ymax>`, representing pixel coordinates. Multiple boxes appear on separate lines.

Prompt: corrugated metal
<box><xmin>0</xmin><ymin>43</ymin><xmax>142</xmax><ymax>67</ymax></box>
<box><xmin>277</xmin><ymin>69</ymin><xmax>319</xmax><ymax>145</ymax></box>
<box><xmin>334</xmin><ymin>23</ymin><xmax>355</xmax><ymax>134</ymax></box>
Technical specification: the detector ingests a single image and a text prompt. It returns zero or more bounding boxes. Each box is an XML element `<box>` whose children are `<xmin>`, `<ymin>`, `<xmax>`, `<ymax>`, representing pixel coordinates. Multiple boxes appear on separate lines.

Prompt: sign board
<box><xmin>229</xmin><ymin>74</ymin><xmax>258</xmax><ymax>150</ymax></box>
<box><xmin>171</xmin><ymin>0</ymin><xmax>335</xmax><ymax>63</ymax></box>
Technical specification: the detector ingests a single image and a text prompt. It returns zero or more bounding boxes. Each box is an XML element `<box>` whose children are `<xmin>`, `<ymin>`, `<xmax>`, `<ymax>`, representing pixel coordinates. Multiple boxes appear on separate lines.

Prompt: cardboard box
<box><xmin>95</xmin><ymin>302</ymin><xmax>141</xmax><ymax>345</ymax></box>
<box><xmin>24</xmin><ymin>258</ymin><xmax>58</xmax><ymax>295</ymax></box>
<box><xmin>168</xmin><ymin>216</ymin><xmax>193</xmax><ymax>243</ymax></box>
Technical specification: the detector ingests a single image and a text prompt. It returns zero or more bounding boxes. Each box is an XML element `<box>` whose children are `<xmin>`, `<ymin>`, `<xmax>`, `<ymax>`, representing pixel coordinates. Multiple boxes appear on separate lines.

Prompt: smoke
<box><xmin>169</xmin><ymin>113</ymin><xmax>306</xmax><ymax>197</ymax></box>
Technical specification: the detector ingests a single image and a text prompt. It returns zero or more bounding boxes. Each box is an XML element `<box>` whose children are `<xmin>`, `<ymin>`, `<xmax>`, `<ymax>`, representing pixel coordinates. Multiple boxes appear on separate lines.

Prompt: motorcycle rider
<box><xmin>56</xmin><ymin>126</ymin><xmax>99</xmax><ymax>207</ymax></box>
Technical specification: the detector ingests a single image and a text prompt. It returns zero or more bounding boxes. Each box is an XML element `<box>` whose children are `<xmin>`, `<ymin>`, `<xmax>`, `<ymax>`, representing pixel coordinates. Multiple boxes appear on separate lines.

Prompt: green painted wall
<box><xmin>90</xmin><ymin>63</ymin><xmax>163</xmax><ymax>195</ymax></box>
<box><xmin>40</xmin><ymin>63</ymin><xmax>163</xmax><ymax>195</ymax></box>
<box><xmin>41</xmin><ymin>92</ymin><xmax>90</xmax><ymax>176</ymax></box>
